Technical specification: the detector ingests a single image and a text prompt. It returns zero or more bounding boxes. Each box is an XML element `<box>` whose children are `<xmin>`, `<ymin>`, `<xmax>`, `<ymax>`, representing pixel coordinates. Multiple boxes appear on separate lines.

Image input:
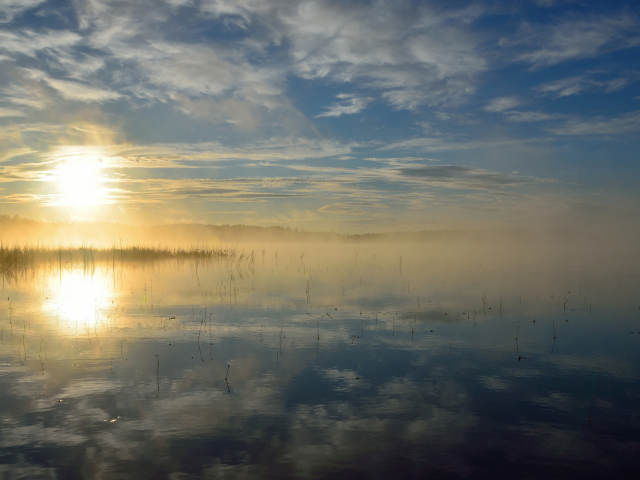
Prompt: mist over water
<box><xmin>1</xmin><ymin>240</ymin><xmax>639</xmax><ymax>479</ymax></box>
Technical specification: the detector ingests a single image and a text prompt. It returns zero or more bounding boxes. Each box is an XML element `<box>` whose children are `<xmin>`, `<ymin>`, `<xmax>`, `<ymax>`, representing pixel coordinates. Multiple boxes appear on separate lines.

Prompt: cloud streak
<box><xmin>508</xmin><ymin>13</ymin><xmax>640</xmax><ymax>67</ymax></box>
<box><xmin>396</xmin><ymin>165</ymin><xmax>539</xmax><ymax>190</ymax></box>
<box><xmin>549</xmin><ymin>110</ymin><xmax>640</xmax><ymax>136</ymax></box>
<box><xmin>316</xmin><ymin>94</ymin><xmax>373</xmax><ymax>117</ymax></box>
<box><xmin>536</xmin><ymin>73</ymin><xmax>639</xmax><ymax>98</ymax></box>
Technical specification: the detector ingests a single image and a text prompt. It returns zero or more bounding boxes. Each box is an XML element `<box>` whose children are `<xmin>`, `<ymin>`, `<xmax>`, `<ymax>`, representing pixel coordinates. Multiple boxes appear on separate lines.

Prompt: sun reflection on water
<box><xmin>42</xmin><ymin>269</ymin><xmax>114</xmax><ymax>330</ymax></box>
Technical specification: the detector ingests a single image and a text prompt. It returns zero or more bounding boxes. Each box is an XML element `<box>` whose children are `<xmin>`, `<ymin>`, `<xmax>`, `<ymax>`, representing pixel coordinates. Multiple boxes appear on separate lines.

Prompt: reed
<box><xmin>155</xmin><ymin>355</ymin><xmax>160</xmax><ymax>397</ymax></box>
<box><xmin>0</xmin><ymin>242</ymin><xmax>227</xmax><ymax>277</ymax></box>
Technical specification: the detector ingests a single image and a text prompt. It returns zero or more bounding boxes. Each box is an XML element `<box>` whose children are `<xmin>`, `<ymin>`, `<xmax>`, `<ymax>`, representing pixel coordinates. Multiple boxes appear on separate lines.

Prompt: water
<box><xmin>1</xmin><ymin>243</ymin><xmax>639</xmax><ymax>479</ymax></box>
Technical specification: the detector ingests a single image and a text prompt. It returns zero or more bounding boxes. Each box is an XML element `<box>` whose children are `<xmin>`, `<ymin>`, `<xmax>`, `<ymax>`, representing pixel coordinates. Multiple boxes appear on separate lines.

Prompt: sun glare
<box><xmin>55</xmin><ymin>157</ymin><xmax>108</xmax><ymax>207</ymax></box>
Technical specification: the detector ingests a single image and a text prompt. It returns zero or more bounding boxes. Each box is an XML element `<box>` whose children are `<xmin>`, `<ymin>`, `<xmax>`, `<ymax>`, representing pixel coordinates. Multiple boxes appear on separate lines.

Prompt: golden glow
<box><xmin>55</xmin><ymin>157</ymin><xmax>108</xmax><ymax>207</ymax></box>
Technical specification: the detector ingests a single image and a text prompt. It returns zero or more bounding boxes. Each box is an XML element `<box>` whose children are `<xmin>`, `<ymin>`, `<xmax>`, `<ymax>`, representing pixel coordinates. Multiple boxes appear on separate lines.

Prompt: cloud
<box><xmin>0</xmin><ymin>29</ymin><xmax>81</xmax><ymax>57</ymax></box>
<box><xmin>42</xmin><ymin>137</ymin><xmax>360</xmax><ymax>166</ymax></box>
<box><xmin>53</xmin><ymin>79</ymin><xmax>113</xmax><ymax>105</ymax></box>
<box><xmin>1</xmin><ymin>83</ymin><xmax>48</xmax><ymax>110</ymax></box>
<box><xmin>24</xmin><ymin>69</ymin><xmax>121</xmax><ymax>102</ymax></box>
<box><xmin>129</xmin><ymin>41</ymin><xmax>283</xmax><ymax>102</ymax></box>
<box><xmin>67</xmin><ymin>1</ymin><xmax>488</xmax><ymax>112</ymax></box>
<box><xmin>316</xmin><ymin>94</ymin><xmax>373</xmax><ymax>117</ymax></box>
<box><xmin>318</xmin><ymin>201</ymin><xmax>387</xmax><ymax>216</ymax></box>
<box><xmin>396</xmin><ymin>165</ymin><xmax>536</xmax><ymax>190</ymax></box>
<box><xmin>0</xmin><ymin>147</ymin><xmax>32</xmax><ymax>163</ymax></box>
<box><xmin>508</xmin><ymin>13</ymin><xmax>640</xmax><ymax>67</ymax></box>
<box><xmin>503</xmin><ymin>111</ymin><xmax>561</xmax><ymax>122</ymax></box>
<box><xmin>434</xmin><ymin>111</ymin><xmax>479</xmax><ymax>124</ymax></box>
<box><xmin>382</xmin><ymin>136</ymin><xmax>540</xmax><ymax>153</ymax></box>
<box><xmin>483</xmin><ymin>96</ymin><xmax>522</xmax><ymax>113</ymax></box>
<box><xmin>283</xmin><ymin>1</ymin><xmax>487</xmax><ymax>109</ymax></box>
<box><xmin>537</xmin><ymin>76</ymin><xmax>589</xmax><ymax>97</ymax></box>
<box><xmin>0</xmin><ymin>107</ymin><xmax>26</xmax><ymax>117</ymax></box>
<box><xmin>0</xmin><ymin>0</ymin><xmax>46</xmax><ymax>23</ymax></box>
<box><xmin>537</xmin><ymin>74</ymin><xmax>639</xmax><ymax>98</ymax></box>
<box><xmin>69</xmin><ymin>3</ymin><xmax>287</xmax><ymax>109</ymax></box>
<box><xmin>549</xmin><ymin>110</ymin><xmax>640</xmax><ymax>135</ymax></box>
<box><xmin>364</xmin><ymin>157</ymin><xmax>439</xmax><ymax>166</ymax></box>
<box><xmin>531</xmin><ymin>0</ymin><xmax>560</xmax><ymax>6</ymax></box>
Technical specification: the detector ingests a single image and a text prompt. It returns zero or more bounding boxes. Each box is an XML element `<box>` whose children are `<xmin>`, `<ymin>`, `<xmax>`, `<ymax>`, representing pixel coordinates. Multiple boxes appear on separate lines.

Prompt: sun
<box><xmin>55</xmin><ymin>157</ymin><xmax>108</xmax><ymax>207</ymax></box>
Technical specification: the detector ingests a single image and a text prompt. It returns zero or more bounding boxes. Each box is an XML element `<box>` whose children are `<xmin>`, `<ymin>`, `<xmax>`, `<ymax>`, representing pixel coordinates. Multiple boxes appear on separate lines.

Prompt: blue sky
<box><xmin>0</xmin><ymin>0</ymin><xmax>639</xmax><ymax>231</ymax></box>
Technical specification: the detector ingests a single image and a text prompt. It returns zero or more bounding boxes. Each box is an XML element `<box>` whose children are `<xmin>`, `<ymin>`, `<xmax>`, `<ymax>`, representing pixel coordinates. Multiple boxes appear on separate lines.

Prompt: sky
<box><xmin>0</xmin><ymin>0</ymin><xmax>639</xmax><ymax>232</ymax></box>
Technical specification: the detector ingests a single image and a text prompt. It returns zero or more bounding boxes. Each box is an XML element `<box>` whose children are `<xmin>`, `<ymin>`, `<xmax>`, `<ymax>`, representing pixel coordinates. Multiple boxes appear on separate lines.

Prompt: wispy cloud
<box><xmin>504</xmin><ymin>111</ymin><xmax>562</xmax><ymax>122</ymax></box>
<box><xmin>549</xmin><ymin>110</ymin><xmax>640</xmax><ymax>135</ymax></box>
<box><xmin>316</xmin><ymin>94</ymin><xmax>374</xmax><ymax>117</ymax></box>
<box><xmin>507</xmin><ymin>13</ymin><xmax>640</xmax><ymax>67</ymax></box>
<box><xmin>0</xmin><ymin>29</ymin><xmax>81</xmax><ymax>57</ymax></box>
<box><xmin>396</xmin><ymin>165</ymin><xmax>540</xmax><ymax>190</ymax></box>
<box><xmin>483</xmin><ymin>96</ymin><xmax>522</xmax><ymax>113</ymax></box>
<box><xmin>381</xmin><ymin>136</ymin><xmax>542</xmax><ymax>152</ymax></box>
<box><xmin>24</xmin><ymin>69</ymin><xmax>121</xmax><ymax>103</ymax></box>
<box><xmin>0</xmin><ymin>147</ymin><xmax>32</xmax><ymax>163</ymax></box>
<box><xmin>0</xmin><ymin>107</ymin><xmax>25</xmax><ymax>117</ymax></box>
<box><xmin>42</xmin><ymin>137</ymin><xmax>361</xmax><ymax>166</ymax></box>
<box><xmin>537</xmin><ymin>74</ymin><xmax>639</xmax><ymax>98</ymax></box>
<box><xmin>318</xmin><ymin>201</ymin><xmax>388</xmax><ymax>216</ymax></box>
<box><xmin>284</xmin><ymin>2</ymin><xmax>487</xmax><ymax>109</ymax></box>
<box><xmin>1</xmin><ymin>83</ymin><xmax>48</xmax><ymax>110</ymax></box>
<box><xmin>0</xmin><ymin>0</ymin><xmax>46</xmax><ymax>23</ymax></box>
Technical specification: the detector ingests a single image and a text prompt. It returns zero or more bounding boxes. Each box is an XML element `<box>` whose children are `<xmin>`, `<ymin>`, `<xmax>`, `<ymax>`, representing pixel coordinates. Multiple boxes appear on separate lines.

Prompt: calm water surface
<box><xmin>1</xmin><ymin>243</ymin><xmax>639</xmax><ymax>479</ymax></box>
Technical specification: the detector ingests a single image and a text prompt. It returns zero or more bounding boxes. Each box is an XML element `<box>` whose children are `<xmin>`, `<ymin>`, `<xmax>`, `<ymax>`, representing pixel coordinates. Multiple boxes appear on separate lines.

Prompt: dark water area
<box><xmin>1</xmin><ymin>243</ymin><xmax>639</xmax><ymax>479</ymax></box>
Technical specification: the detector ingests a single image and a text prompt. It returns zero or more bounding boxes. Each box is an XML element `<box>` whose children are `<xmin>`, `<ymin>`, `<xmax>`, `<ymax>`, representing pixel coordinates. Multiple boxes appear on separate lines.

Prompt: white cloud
<box><xmin>483</xmin><ymin>96</ymin><xmax>522</xmax><ymax>113</ymax></box>
<box><xmin>316</xmin><ymin>94</ymin><xmax>373</xmax><ymax>117</ymax></box>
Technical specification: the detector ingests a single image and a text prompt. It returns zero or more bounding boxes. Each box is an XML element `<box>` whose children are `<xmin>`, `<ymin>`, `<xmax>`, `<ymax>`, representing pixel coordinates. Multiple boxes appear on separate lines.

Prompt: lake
<box><xmin>1</xmin><ymin>241</ymin><xmax>639</xmax><ymax>479</ymax></box>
